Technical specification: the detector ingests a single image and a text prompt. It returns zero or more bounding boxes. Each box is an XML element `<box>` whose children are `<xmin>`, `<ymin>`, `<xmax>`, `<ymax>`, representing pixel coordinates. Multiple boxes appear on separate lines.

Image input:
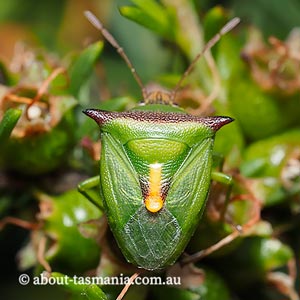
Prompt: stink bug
<box><xmin>79</xmin><ymin>11</ymin><xmax>239</xmax><ymax>270</ymax></box>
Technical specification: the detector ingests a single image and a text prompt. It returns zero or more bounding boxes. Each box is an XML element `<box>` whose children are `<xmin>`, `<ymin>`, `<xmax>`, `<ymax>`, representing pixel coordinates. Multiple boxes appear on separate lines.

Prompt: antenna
<box><xmin>171</xmin><ymin>17</ymin><xmax>241</xmax><ymax>101</ymax></box>
<box><xmin>84</xmin><ymin>11</ymin><xmax>146</xmax><ymax>98</ymax></box>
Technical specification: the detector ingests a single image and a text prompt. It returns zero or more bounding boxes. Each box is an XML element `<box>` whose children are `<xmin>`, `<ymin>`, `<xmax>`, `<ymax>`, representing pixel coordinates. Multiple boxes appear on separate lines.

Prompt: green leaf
<box><xmin>51</xmin><ymin>272</ymin><xmax>107</xmax><ymax>300</ymax></box>
<box><xmin>69</xmin><ymin>41</ymin><xmax>103</xmax><ymax>97</ymax></box>
<box><xmin>120</xmin><ymin>0</ymin><xmax>173</xmax><ymax>39</ymax></box>
<box><xmin>251</xmin><ymin>238</ymin><xmax>293</xmax><ymax>271</ymax></box>
<box><xmin>55</xmin><ymin>95</ymin><xmax>78</xmax><ymax>116</ymax></box>
<box><xmin>37</xmin><ymin>189</ymin><xmax>102</xmax><ymax>273</ymax></box>
<box><xmin>0</xmin><ymin>61</ymin><xmax>18</xmax><ymax>86</ymax></box>
<box><xmin>0</xmin><ymin>108</ymin><xmax>21</xmax><ymax>144</ymax></box>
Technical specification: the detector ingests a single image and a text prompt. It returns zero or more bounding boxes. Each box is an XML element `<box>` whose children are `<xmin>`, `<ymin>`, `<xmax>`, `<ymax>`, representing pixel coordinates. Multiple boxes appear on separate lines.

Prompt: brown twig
<box><xmin>26</xmin><ymin>67</ymin><xmax>66</xmax><ymax>119</ymax></box>
<box><xmin>0</xmin><ymin>216</ymin><xmax>40</xmax><ymax>231</ymax></box>
<box><xmin>181</xmin><ymin>230</ymin><xmax>241</xmax><ymax>265</ymax></box>
<box><xmin>37</xmin><ymin>235</ymin><xmax>52</xmax><ymax>273</ymax></box>
<box><xmin>116</xmin><ymin>272</ymin><xmax>139</xmax><ymax>300</ymax></box>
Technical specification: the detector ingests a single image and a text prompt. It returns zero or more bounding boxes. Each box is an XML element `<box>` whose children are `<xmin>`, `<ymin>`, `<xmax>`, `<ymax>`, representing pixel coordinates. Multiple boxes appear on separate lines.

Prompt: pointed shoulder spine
<box><xmin>83</xmin><ymin>109</ymin><xmax>117</xmax><ymax>125</ymax></box>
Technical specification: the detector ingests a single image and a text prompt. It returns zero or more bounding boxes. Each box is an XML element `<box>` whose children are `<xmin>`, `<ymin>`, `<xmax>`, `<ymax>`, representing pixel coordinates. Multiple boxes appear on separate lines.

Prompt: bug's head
<box><xmin>141</xmin><ymin>83</ymin><xmax>173</xmax><ymax>105</ymax></box>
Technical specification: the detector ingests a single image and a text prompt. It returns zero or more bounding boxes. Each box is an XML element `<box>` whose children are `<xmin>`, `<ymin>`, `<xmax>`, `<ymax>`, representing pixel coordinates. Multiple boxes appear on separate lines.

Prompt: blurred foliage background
<box><xmin>0</xmin><ymin>0</ymin><xmax>300</xmax><ymax>299</ymax></box>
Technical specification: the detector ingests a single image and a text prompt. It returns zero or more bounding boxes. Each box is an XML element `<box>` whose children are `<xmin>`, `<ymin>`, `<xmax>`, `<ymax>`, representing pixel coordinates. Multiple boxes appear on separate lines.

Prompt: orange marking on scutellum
<box><xmin>144</xmin><ymin>163</ymin><xmax>164</xmax><ymax>213</ymax></box>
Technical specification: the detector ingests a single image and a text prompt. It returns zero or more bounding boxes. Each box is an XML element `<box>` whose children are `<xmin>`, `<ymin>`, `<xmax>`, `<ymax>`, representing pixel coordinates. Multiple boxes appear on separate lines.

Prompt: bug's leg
<box><xmin>212</xmin><ymin>171</ymin><xmax>262</xmax><ymax>227</ymax></box>
<box><xmin>78</xmin><ymin>176</ymin><xmax>103</xmax><ymax>210</ymax></box>
<box><xmin>211</xmin><ymin>171</ymin><xmax>233</xmax><ymax>221</ymax></box>
<box><xmin>211</xmin><ymin>170</ymin><xmax>232</xmax><ymax>185</ymax></box>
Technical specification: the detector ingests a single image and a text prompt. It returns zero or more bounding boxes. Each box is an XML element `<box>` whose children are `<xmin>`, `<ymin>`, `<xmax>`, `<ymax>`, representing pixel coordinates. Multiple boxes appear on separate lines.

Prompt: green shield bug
<box><xmin>80</xmin><ymin>11</ymin><xmax>240</xmax><ymax>271</ymax></box>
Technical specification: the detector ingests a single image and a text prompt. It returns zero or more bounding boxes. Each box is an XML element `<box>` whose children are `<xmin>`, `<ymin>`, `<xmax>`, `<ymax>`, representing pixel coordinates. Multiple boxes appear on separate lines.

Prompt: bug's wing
<box><xmin>165</xmin><ymin>137</ymin><xmax>214</xmax><ymax>245</ymax></box>
<box><xmin>100</xmin><ymin>133</ymin><xmax>143</xmax><ymax>228</ymax></box>
<box><xmin>123</xmin><ymin>206</ymin><xmax>181</xmax><ymax>270</ymax></box>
